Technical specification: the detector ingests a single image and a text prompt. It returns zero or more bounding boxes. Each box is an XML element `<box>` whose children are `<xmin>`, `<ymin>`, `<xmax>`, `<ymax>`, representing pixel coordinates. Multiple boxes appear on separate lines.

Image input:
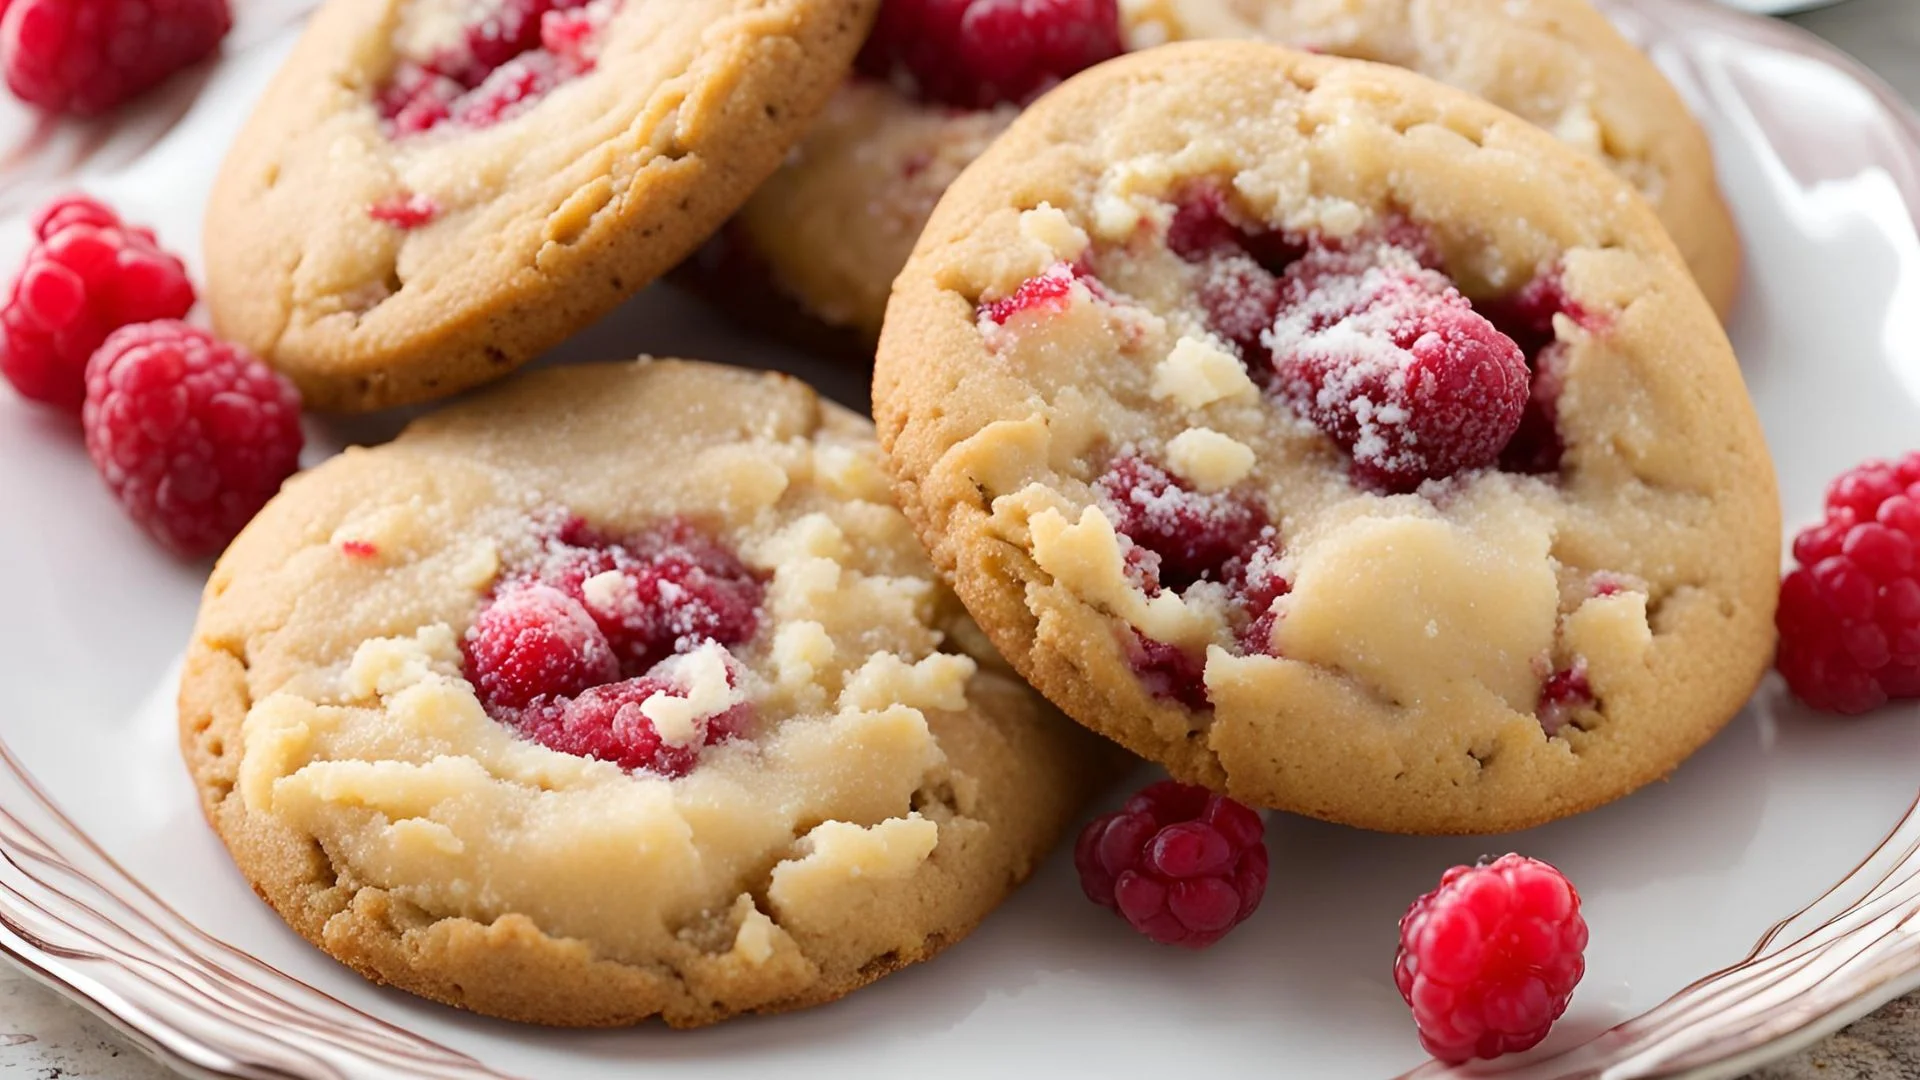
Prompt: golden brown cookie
<box><xmin>726</xmin><ymin>0</ymin><xmax>1740</xmax><ymax>344</ymax></box>
<box><xmin>874</xmin><ymin>43</ymin><xmax>1779</xmax><ymax>835</ymax></box>
<box><xmin>204</xmin><ymin>0</ymin><xmax>875</xmax><ymax>412</ymax></box>
<box><xmin>179</xmin><ymin>359</ymin><xmax>1120</xmax><ymax>1026</ymax></box>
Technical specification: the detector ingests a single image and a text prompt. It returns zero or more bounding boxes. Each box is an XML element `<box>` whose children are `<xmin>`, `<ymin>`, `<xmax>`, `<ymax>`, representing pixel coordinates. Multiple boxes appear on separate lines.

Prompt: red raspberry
<box><xmin>516</xmin><ymin>674</ymin><xmax>747</xmax><ymax>776</ymax></box>
<box><xmin>1482</xmin><ymin>272</ymin><xmax>1590</xmax><ymax>475</ymax></box>
<box><xmin>1096</xmin><ymin>455</ymin><xmax>1268</xmax><ymax>592</ymax></box>
<box><xmin>368</xmin><ymin>193</ymin><xmax>441</xmax><ymax>230</ymax></box>
<box><xmin>81</xmin><ymin>321</ymin><xmax>303</xmax><ymax>557</ymax></box>
<box><xmin>1</xmin><ymin>194</ymin><xmax>195</xmax><ymax>411</ymax></box>
<box><xmin>1395</xmin><ymin>854</ymin><xmax>1588</xmax><ymax>1063</ymax></box>
<box><xmin>1777</xmin><ymin>452</ymin><xmax>1920</xmax><ymax>714</ymax></box>
<box><xmin>1074</xmin><ymin>780</ymin><xmax>1268</xmax><ymax>948</ymax></box>
<box><xmin>463</xmin><ymin>582</ymin><xmax>620</xmax><ymax>711</ymax></box>
<box><xmin>1124</xmin><ymin>632</ymin><xmax>1210</xmax><ymax>711</ymax></box>
<box><xmin>548</xmin><ymin>519</ymin><xmax>764</xmax><ymax>675</ymax></box>
<box><xmin>1165</xmin><ymin>188</ymin><xmax>1304</xmax><ymax>366</ymax></box>
<box><xmin>1269</xmin><ymin>244</ymin><xmax>1529</xmax><ymax>492</ymax></box>
<box><xmin>857</xmin><ymin>0</ymin><xmax>1122</xmax><ymax>110</ymax></box>
<box><xmin>374</xmin><ymin>0</ymin><xmax>604</xmax><ymax>136</ymax></box>
<box><xmin>1537</xmin><ymin>659</ymin><xmax>1592</xmax><ymax>735</ymax></box>
<box><xmin>0</xmin><ymin>0</ymin><xmax>231</xmax><ymax>116</ymax></box>
<box><xmin>981</xmin><ymin>261</ymin><xmax>1084</xmax><ymax>325</ymax></box>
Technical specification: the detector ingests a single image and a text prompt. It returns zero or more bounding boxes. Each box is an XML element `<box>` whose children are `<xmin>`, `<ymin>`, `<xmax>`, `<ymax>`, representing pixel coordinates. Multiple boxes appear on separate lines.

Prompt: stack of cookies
<box><xmin>181</xmin><ymin>0</ymin><xmax>1779</xmax><ymax>1034</ymax></box>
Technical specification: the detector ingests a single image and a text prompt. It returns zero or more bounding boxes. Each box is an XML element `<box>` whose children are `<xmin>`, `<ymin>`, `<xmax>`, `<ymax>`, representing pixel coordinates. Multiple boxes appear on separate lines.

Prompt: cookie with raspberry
<box><xmin>178</xmin><ymin>359</ymin><xmax>1120</xmax><ymax>1025</ymax></box>
<box><xmin>873</xmin><ymin>43</ymin><xmax>1780</xmax><ymax>835</ymax></box>
<box><xmin>203</xmin><ymin>0</ymin><xmax>875</xmax><ymax>412</ymax></box>
<box><xmin>712</xmin><ymin>0</ymin><xmax>1740</xmax><ymax>346</ymax></box>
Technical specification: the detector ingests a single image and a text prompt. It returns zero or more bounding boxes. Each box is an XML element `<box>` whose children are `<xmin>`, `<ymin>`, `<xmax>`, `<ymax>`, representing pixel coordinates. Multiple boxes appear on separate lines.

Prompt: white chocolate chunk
<box><xmin>1152</xmin><ymin>336</ymin><xmax>1257</xmax><ymax>409</ymax></box>
<box><xmin>1166</xmin><ymin>427</ymin><xmax>1256</xmax><ymax>491</ymax></box>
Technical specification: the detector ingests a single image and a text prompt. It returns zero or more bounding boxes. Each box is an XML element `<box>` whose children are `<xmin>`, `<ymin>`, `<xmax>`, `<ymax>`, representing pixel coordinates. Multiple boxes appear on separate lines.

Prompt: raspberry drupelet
<box><xmin>1777</xmin><ymin>452</ymin><xmax>1920</xmax><ymax>714</ymax></box>
<box><xmin>1075</xmin><ymin>780</ymin><xmax>1268</xmax><ymax>948</ymax></box>
<box><xmin>1395</xmin><ymin>854</ymin><xmax>1588</xmax><ymax>1063</ymax></box>
<box><xmin>857</xmin><ymin>0</ymin><xmax>1123</xmax><ymax>110</ymax></box>
<box><xmin>82</xmin><ymin>321</ymin><xmax>303</xmax><ymax>557</ymax></box>
<box><xmin>376</xmin><ymin>0</ymin><xmax>614</xmax><ymax>137</ymax></box>
<box><xmin>0</xmin><ymin>0</ymin><xmax>232</xmax><ymax>116</ymax></box>
<box><xmin>1</xmin><ymin>194</ymin><xmax>196</xmax><ymax>411</ymax></box>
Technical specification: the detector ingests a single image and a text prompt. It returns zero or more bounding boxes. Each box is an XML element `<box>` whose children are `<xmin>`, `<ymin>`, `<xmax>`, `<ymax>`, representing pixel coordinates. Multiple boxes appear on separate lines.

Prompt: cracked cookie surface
<box><xmin>205</xmin><ymin>0</ymin><xmax>874</xmax><ymax>412</ymax></box>
<box><xmin>178</xmin><ymin>359</ymin><xmax>1117</xmax><ymax>1026</ymax></box>
<box><xmin>731</xmin><ymin>0</ymin><xmax>1740</xmax><ymax>344</ymax></box>
<box><xmin>874</xmin><ymin>43</ymin><xmax>1779</xmax><ymax>835</ymax></box>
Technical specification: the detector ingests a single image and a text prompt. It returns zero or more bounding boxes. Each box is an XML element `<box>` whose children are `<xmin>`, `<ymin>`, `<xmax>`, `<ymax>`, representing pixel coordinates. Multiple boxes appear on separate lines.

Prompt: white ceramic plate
<box><xmin>1</xmin><ymin>1</ymin><xmax>1918</xmax><ymax>1077</ymax></box>
<box><xmin>1717</xmin><ymin>0</ymin><xmax>1846</xmax><ymax>16</ymax></box>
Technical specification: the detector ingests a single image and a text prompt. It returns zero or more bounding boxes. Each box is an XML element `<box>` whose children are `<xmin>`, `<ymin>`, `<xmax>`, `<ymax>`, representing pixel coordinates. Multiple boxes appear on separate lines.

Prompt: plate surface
<box><xmin>1</xmin><ymin>1</ymin><xmax>1918</xmax><ymax>1077</ymax></box>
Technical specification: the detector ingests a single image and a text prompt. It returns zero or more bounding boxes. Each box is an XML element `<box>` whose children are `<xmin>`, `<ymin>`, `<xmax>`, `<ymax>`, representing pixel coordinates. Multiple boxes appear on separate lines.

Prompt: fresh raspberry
<box><xmin>1096</xmin><ymin>455</ymin><xmax>1268</xmax><ymax>592</ymax></box>
<box><xmin>0</xmin><ymin>0</ymin><xmax>231</xmax><ymax>116</ymax></box>
<box><xmin>1395</xmin><ymin>854</ymin><xmax>1588</xmax><ymax>1063</ymax></box>
<box><xmin>1777</xmin><ymin>452</ymin><xmax>1920</xmax><ymax>714</ymax></box>
<box><xmin>1268</xmin><ymin>243</ymin><xmax>1530</xmax><ymax>492</ymax></box>
<box><xmin>981</xmin><ymin>261</ymin><xmax>1085</xmax><ymax>325</ymax></box>
<box><xmin>462</xmin><ymin>582</ymin><xmax>620</xmax><ymax>711</ymax></box>
<box><xmin>368</xmin><ymin>193</ymin><xmax>441</xmax><ymax>230</ymax></box>
<box><xmin>516</xmin><ymin>674</ymin><xmax>747</xmax><ymax>776</ymax></box>
<box><xmin>81</xmin><ymin>321</ymin><xmax>303</xmax><ymax>558</ymax></box>
<box><xmin>857</xmin><ymin>0</ymin><xmax>1123</xmax><ymax>110</ymax></box>
<box><xmin>0</xmin><ymin>194</ymin><xmax>196</xmax><ymax>411</ymax></box>
<box><xmin>1075</xmin><ymin>780</ymin><xmax>1268</xmax><ymax>948</ymax></box>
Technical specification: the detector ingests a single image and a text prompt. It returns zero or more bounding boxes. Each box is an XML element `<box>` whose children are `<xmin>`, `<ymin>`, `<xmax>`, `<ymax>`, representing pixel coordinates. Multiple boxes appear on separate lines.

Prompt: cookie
<box><xmin>873</xmin><ymin>43</ymin><xmax>1780</xmax><ymax>835</ymax></box>
<box><xmin>725</xmin><ymin>0</ymin><xmax>1740</xmax><ymax>344</ymax></box>
<box><xmin>204</xmin><ymin>0</ymin><xmax>875</xmax><ymax>412</ymax></box>
<box><xmin>178</xmin><ymin>359</ymin><xmax>1119</xmax><ymax>1026</ymax></box>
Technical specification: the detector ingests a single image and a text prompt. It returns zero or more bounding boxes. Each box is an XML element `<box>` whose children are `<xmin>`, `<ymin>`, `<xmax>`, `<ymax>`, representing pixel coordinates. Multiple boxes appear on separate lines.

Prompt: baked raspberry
<box><xmin>1267</xmin><ymin>244</ymin><xmax>1530</xmax><ymax>492</ymax></box>
<box><xmin>1096</xmin><ymin>455</ymin><xmax>1268</xmax><ymax>592</ymax></box>
<box><xmin>857</xmin><ymin>0</ymin><xmax>1123</xmax><ymax>110</ymax></box>
<box><xmin>1777</xmin><ymin>452</ymin><xmax>1920</xmax><ymax>714</ymax></box>
<box><xmin>1074</xmin><ymin>780</ymin><xmax>1267</xmax><ymax>948</ymax></box>
<box><xmin>463</xmin><ymin>582</ymin><xmax>620</xmax><ymax>711</ymax></box>
<box><xmin>981</xmin><ymin>261</ymin><xmax>1083</xmax><ymax>325</ymax></box>
<box><xmin>1125</xmin><ymin>632</ymin><xmax>1210</xmax><ymax>711</ymax></box>
<box><xmin>81</xmin><ymin>321</ymin><xmax>303</xmax><ymax>557</ymax></box>
<box><xmin>1484</xmin><ymin>272</ymin><xmax>1587</xmax><ymax>475</ymax></box>
<box><xmin>546</xmin><ymin>519</ymin><xmax>764</xmax><ymax>675</ymax></box>
<box><xmin>516</xmin><ymin>674</ymin><xmax>747</xmax><ymax>776</ymax></box>
<box><xmin>1165</xmin><ymin>189</ymin><xmax>1304</xmax><ymax>365</ymax></box>
<box><xmin>1395</xmin><ymin>854</ymin><xmax>1587</xmax><ymax>1063</ymax></box>
<box><xmin>368</xmin><ymin>193</ymin><xmax>441</xmax><ymax>230</ymax></box>
<box><xmin>1225</xmin><ymin>532</ymin><xmax>1290</xmax><ymax>656</ymax></box>
<box><xmin>1537</xmin><ymin>659</ymin><xmax>1592</xmax><ymax>735</ymax></box>
<box><xmin>484</xmin><ymin>516</ymin><xmax>765</xmax><ymax>685</ymax></box>
<box><xmin>1</xmin><ymin>194</ymin><xmax>196</xmax><ymax>411</ymax></box>
<box><xmin>375</xmin><ymin>0</ymin><xmax>609</xmax><ymax>137</ymax></box>
<box><xmin>0</xmin><ymin>0</ymin><xmax>232</xmax><ymax>116</ymax></box>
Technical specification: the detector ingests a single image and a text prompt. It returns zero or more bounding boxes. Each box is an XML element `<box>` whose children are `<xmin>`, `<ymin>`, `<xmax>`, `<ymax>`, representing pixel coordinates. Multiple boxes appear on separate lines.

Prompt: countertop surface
<box><xmin>2</xmin><ymin>0</ymin><xmax>1918</xmax><ymax>1077</ymax></box>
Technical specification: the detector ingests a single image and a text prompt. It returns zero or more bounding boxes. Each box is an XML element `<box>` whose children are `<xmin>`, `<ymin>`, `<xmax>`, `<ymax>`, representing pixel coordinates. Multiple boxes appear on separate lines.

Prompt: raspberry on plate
<box><xmin>1777</xmin><ymin>452</ymin><xmax>1920</xmax><ymax>714</ymax></box>
<box><xmin>1074</xmin><ymin>780</ymin><xmax>1268</xmax><ymax>948</ymax></box>
<box><xmin>1394</xmin><ymin>854</ymin><xmax>1588</xmax><ymax>1063</ymax></box>
<box><xmin>0</xmin><ymin>0</ymin><xmax>233</xmax><ymax>116</ymax></box>
<box><xmin>82</xmin><ymin>321</ymin><xmax>303</xmax><ymax>558</ymax></box>
<box><xmin>0</xmin><ymin>194</ymin><xmax>196</xmax><ymax>412</ymax></box>
<box><xmin>857</xmin><ymin>0</ymin><xmax>1123</xmax><ymax>109</ymax></box>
